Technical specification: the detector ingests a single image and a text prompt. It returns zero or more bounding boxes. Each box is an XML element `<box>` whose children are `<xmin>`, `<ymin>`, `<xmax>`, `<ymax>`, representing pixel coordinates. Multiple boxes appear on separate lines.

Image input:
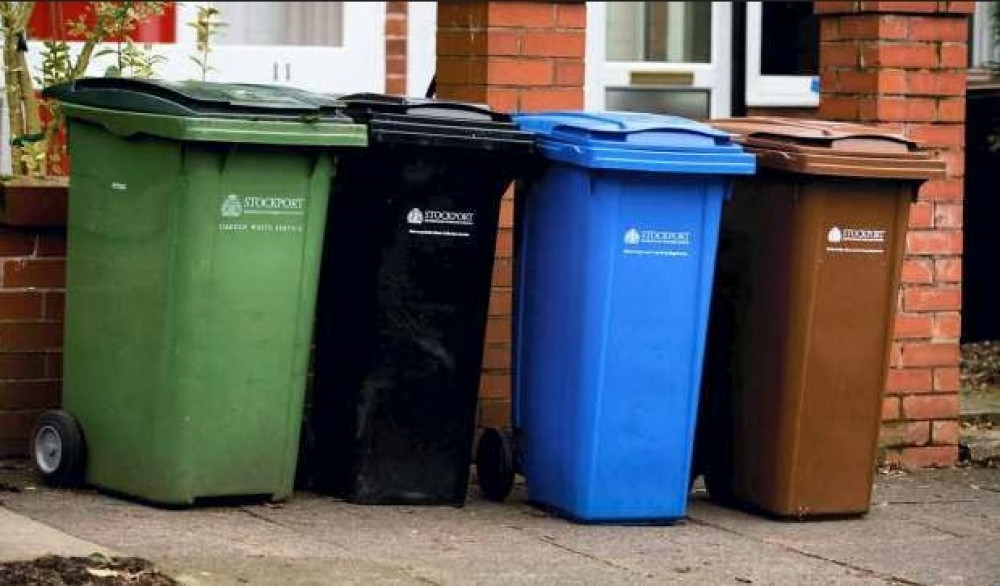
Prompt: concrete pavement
<box><xmin>961</xmin><ymin>386</ymin><xmax>1000</xmax><ymax>465</ymax></box>
<box><xmin>0</xmin><ymin>506</ymin><xmax>110</xmax><ymax>563</ymax></box>
<box><xmin>0</xmin><ymin>462</ymin><xmax>997</xmax><ymax>585</ymax></box>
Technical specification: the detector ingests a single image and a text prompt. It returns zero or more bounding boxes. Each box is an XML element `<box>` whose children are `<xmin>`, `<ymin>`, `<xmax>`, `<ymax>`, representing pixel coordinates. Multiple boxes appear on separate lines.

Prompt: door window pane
<box><xmin>215</xmin><ymin>2</ymin><xmax>343</xmax><ymax>47</ymax></box>
<box><xmin>607</xmin><ymin>2</ymin><xmax>712</xmax><ymax>63</ymax></box>
<box><xmin>760</xmin><ymin>2</ymin><xmax>818</xmax><ymax>75</ymax></box>
<box><xmin>606</xmin><ymin>87</ymin><xmax>710</xmax><ymax>120</ymax></box>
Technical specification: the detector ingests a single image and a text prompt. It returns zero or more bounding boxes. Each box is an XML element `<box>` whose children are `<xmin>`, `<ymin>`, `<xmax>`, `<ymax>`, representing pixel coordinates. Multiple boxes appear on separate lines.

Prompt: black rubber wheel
<box><xmin>31</xmin><ymin>410</ymin><xmax>86</xmax><ymax>488</ymax></box>
<box><xmin>476</xmin><ymin>428</ymin><xmax>515</xmax><ymax>502</ymax></box>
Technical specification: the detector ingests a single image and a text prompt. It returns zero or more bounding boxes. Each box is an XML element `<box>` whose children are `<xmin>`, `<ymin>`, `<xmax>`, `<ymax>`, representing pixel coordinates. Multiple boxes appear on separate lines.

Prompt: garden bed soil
<box><xmin>0</xmin><ymin>554</ymin><xmax>176</xmax><ymax>585</ymax></box>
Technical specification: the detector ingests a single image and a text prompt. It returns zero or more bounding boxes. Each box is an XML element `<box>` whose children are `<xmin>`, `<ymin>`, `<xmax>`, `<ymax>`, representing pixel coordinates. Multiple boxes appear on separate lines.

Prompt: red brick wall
<box><xmin>436</xmin><ymin>1</ymin><xmax>586</xmax><ymax>430</ymax></box>
<box><xmin>385</xmin><ymin>1</ymin><xmax>408</xmax><ymax>95</ymax></box>
<box><xmin>436</xmin><ymin>2</ymin><xmax>586</xmax><ymax>111</ymax></box>
<box><xmin>0</xmin><ymin>227</ymin><xmax>65</xmax><ymax>456</ymax></box>
<box><xmin>816</xmin><ymin>1</ymin><xmax>972</xmax><ymax>468</ymax></box>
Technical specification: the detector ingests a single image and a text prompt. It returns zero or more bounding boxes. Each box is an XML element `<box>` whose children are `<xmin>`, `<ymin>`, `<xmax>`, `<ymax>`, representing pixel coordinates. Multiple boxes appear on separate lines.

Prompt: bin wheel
<box><xmin>476</xmin><ymin>428</ymin><xmax>515</xmax><ymax>502</ymax></box>
<box><xmin>31</xmin><ymin>410</ymin><xmax>86</xmax><ymax>488</ymax></box>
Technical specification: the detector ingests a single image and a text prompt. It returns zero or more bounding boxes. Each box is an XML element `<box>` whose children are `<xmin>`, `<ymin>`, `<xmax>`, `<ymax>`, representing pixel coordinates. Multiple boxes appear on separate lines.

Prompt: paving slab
<box><xmin>962</xmin><ymin>427</ymin><xmax>1000</xmax><ymax>464</ymax></box>
<box><xmin>0</xmin><ymin>461</ymin><xmax>997</xmax><ymax>585</ymax></box>
<box><xmin>0</xmin><ymin>506</ymin><xmax>111</xmax><ymax>562</ymax></box>
<box><xmin>689</xmin><ymin>472</ymin><xmax>1000</xmax><ymax>585</ymax></box>
<box><xmin>961</xmin><ymin>391</ymin><xmax>1000</xmax><ymax>425</ymax></box>
<box><xmin>159</xmin><ymin>556</ymin><xmax>427</xmax><ymax>586</ymax></box>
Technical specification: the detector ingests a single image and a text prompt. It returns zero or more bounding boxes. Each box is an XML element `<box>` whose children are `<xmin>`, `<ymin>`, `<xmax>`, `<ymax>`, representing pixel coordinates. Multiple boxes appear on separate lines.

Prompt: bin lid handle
<box><xmin>338</xmin><ymin>92</ymin><xmax>505</xmax><ymax>121</ymax></box>
<box><xmin>517</xmin><ymin>111</ymin><xmax>733</xmax><ymax>144</ymax></box>
<box><xmin>551</xmin><ymin>124</ymin><xmax>733</xmax><ymax>147</ymax></box>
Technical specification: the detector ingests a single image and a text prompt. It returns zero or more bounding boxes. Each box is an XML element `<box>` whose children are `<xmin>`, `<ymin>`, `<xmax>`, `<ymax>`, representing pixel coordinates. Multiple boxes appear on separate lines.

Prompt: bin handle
<box><xmin>551</xmin><ymin>124</ymin><xmax>731</xmax><ymax>145</ymax></box>
<box><xmin>543</xmin><ymin>111</ymin><xmax>632</xmax><ymax>129</ymax></box>
<box><xmin>95</xmin><ymin>118</ymin><xmax>141</xmax><ymax>138</ymax></box>
<box><xmin>536</xmin><ymin>142</ymin><xmax>583</xmax><ymax>160</ymax></box>
<box><xmin>400</xmin><ymin>101</ymin><xmax>504</xmax><ymax>120</ymax></box>
<box><xmin>531</xmin><ymin>111</ymin><xmax>729</xmax><ymax>139</ymax></box>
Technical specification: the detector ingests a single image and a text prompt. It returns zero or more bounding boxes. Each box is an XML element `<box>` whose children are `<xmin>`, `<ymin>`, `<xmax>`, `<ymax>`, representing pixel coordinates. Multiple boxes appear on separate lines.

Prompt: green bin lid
<box><xmin>44</xmin><ymin>78</ymin><xmax>367</xmax><ymax>147</ymax></box>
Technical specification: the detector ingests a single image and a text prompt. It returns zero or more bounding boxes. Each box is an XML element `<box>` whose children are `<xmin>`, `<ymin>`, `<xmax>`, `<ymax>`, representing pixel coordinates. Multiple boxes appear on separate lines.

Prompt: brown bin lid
<box><xmin>709</xmin><ymin>117</ymin><xmax>946</xmax><ymax>180</ymax></box>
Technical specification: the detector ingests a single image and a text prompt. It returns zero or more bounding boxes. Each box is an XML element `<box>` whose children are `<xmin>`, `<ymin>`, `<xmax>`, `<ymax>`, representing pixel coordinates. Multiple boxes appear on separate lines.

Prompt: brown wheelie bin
<box><xmin>698</xmin><ymin>117</ymin><xmax>945</xmax><ymax>518</ymax></box>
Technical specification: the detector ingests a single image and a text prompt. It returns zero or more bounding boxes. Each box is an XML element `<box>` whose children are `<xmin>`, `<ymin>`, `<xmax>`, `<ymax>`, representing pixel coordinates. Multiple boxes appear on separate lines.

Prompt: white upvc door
<box><xmin>160</xmin><ymin>2</ymin><xmax>384</xmax><ymax>94</ymax></box>
<box><xmin>7</xmin><ymin>2</ymin><xmax>384</xmax><ymax>171</ymax></box>
<box><xmin>744</xmin><ymin>1</ymin><xmax>819</xmax><ymax>108</ymax></box>
<box><xmin>586</xmin><ymin>1</ymin><xmax>732</xmax><ymax>119</ymax></box>
<box><xmin>971</xmin><ymin>1</ymin><xmax>998</xmax><ymax>70</ymax></box>
<box><xmin>407</xmin><ymin>1</ymin><xmax>438</xmax><ymax>97</ymax></box>
<box><xmin>19</xmin><ymin>2</ymin><xmax>384</xmax><ymax>94</ymax></box>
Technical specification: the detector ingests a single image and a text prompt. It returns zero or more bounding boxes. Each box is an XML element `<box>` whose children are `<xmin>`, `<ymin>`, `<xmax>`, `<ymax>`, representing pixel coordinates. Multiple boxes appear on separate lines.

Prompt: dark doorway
<box><xmin>962</xmin><ymin>84</ymin><xmax>1000</xmax><ymax>342</ymax></box>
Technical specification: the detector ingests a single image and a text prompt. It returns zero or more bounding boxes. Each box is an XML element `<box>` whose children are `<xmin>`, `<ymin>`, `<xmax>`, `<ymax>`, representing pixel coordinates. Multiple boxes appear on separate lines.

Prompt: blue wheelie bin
<box><xmin>475</xmin><ymin>112</ymin><xmax>755</xmax><ymax>523</ymax></box>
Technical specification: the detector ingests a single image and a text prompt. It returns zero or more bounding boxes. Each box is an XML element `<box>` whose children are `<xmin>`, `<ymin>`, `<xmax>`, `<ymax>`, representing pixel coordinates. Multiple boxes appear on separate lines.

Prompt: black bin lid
<box><xmin>336</xmin><ymin>93</ymin><xmax>534</xmax><ymax>153</ymax></box>
<box><xmin>43</xmin><ymin>77</ymin><xmax>351</xmax><ymax>121</ymax></box>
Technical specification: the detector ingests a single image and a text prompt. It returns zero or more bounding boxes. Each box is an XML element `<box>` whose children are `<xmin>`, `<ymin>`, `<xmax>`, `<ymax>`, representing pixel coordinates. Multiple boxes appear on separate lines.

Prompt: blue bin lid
<box><xmin>514</xmin><ymin>111</ymin><xmax>755</xmax><ymax>175</ymax></box>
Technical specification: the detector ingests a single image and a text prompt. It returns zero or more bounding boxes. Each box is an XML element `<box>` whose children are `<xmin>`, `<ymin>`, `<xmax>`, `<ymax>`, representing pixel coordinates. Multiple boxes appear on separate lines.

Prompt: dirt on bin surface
<box><xmin>0</xmin><ymin>553</ymin><xmax>176</xmax><ymax>585</ymax></box>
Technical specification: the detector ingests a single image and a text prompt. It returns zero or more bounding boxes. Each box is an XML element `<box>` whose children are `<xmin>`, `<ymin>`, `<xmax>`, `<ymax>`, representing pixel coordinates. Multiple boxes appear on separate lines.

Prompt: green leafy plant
<box><xmin>1</xmin><ymin>2</ymin><xmax>44</xmax><ymax>177</ymax></box>
<box><xmin>112</xmin><ymin>37</ymin><xmax>167</xmax><ymax>78</ymax></box>
<box><xmin>1</xmin><ymin>1</ymin><xmax>167</xmax><ymax>177</ymax></box>
<box><xmin>188</xmin><ymin>4</ymin><xmax>225</xmax><ymax>82</ymax></box>
<box><xmin>64</xmin><ymin>2</ymin><xmax>167</xmax><ymax>79</ymax></box>
<box><xmin>89</xmin><ymin>2</ymin><xmax>167</xmax><ymax>78</ymax></box>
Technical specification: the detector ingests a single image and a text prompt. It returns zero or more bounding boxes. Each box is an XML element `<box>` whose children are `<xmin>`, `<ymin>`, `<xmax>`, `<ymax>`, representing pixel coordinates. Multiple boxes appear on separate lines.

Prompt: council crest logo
<box><xmin>407</xmin><ymin>208</ymin><xmax>424</xmax><ymax>225</ymax></box>
<box><xmin>623</xmin><ymin>228</ymin><xmax>641</xmax><ymax>246</ymax></box>
<box><xmin>827</xmin><ymin>226</ymin><xmax>843</xmax><ymax>244</ymax></box>
<box><xmin>221</xmin><ymin>194</ymin><xmax>243</xmax><ymax>219</ymax></box>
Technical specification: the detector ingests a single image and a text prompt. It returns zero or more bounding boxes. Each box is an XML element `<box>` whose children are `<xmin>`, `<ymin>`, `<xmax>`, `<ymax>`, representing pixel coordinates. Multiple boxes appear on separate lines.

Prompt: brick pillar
<box><xmin>436</xmin><ymin>1</ymin><xmax>585</xmax><ymax>430</ymax></box>
<box><xmin>816</xmin><ymin>1</ymin><xmax>973</xmax><ymax>468</ymax></box>
<box><xmin>0</xmin><ymin>228</ymin><xmax>66</xmax><ymax>456</ymax></box>
<box><xmin>385</xmin><ymin>1</ymin><xmax>408</xmax><ymax>95</ymax></box>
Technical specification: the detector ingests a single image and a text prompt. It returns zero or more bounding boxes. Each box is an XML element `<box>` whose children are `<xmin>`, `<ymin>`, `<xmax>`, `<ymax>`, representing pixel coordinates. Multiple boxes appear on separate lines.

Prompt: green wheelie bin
<box><xmin>33</xmin><ymin>78</ymin><xmax>366</xmax><ymax>506</ymax></box>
